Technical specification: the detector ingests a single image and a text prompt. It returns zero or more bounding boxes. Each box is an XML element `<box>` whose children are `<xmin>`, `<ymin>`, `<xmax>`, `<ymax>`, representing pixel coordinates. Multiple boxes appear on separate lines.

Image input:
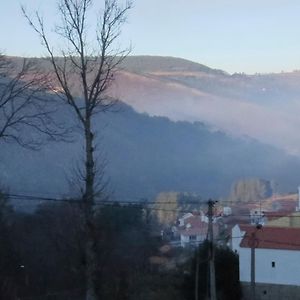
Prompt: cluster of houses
<box><xmin>162</xmin><ymin>190</ymin><xmax>300</xmax><ymax>299</ymax></box>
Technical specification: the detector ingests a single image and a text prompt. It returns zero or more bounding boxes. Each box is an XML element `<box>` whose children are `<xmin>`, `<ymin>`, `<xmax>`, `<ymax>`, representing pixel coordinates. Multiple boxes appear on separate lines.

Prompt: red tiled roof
<box><xmin>179</xmin><ymin>216</ymin><xmax>208</xmax><ymax>236</ymax></box>
<box><xmin>183</xmin><ymin>215</ymin><xmax>204</xmax><ymax>227</ymax></box>
<box><xmin>263</xmin><ymin>211</ymin><xmax>290</xmax><ymax>221</ymax></box>
<box><xmin>179</xmin><ymin>219</ymin><xmax>219</xmax><ymax>237</ymax></box>
<box><xmin>239</xmin><ymin>225</ymin><xmax>300</xmax><ymax>251</ymax></box>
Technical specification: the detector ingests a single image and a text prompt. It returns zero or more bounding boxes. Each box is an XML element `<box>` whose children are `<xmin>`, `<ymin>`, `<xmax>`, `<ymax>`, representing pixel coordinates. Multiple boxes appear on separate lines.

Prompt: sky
<box><xmin>1</xmin><ymin>0</ymin><xmax>300</xmax><ymax>74</ymax></box>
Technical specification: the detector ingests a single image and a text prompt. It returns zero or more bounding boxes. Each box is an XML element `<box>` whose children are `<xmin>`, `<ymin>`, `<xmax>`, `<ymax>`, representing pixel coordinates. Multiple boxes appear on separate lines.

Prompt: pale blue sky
<box><xmin>1</xmin><ymin>0</ymin><xmax>300</xmax><ymax>74</ymax></box>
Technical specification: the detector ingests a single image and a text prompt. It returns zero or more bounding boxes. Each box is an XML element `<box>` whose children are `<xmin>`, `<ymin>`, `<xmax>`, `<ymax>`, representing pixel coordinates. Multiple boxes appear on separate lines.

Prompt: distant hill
<box><xmin>6</xmin><ymin>55</ymin><xmax>300</xmax><ymax>154</ymax></box>
<box><xmin>120</xmin><ymin>56</ymin><xmax>226</xmax><ymax>75</ymax></box>
<box><xmin>113</xmin><ymin>56</ymin><xmax>300</xmax><ymax>155</ymax></box>
<box><xmin>1</xmin><ymin>101</ymin><xmax>300</xmax><ymax>202</ymax></box>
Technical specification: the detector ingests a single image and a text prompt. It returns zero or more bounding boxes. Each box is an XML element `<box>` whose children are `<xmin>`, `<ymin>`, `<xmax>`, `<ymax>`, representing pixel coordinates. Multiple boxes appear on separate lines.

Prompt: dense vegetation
<box><xmin>0</xmin><ymin>193</ymin><xmax>243</xmax><ymax>300</ymax></box>
<box><xmin>183</xmin><ymin>241</ymin><xmax>242</xmax><ymax>300</ymax></box>
<box><xmin>0</xmin><ymin>195</ymin><xmax>159</xmax><ymax>299</ymax></box>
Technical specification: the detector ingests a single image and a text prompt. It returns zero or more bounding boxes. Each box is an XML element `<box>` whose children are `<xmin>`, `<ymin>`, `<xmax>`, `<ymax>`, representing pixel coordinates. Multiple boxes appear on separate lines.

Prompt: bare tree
<box><xmin>0</xmin><ymin>55</ymin><xmax>66</xmax><ymax>149</ymax></box>
<box><xmin>23</xmin><ymin>1</ymin><xmax>132</xmax><ymax>299</ymax></box>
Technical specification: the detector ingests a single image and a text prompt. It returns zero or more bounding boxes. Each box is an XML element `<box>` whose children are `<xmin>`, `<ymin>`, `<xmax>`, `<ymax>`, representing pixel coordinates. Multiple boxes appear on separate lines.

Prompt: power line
<box><xmin>5</xmin><ymin>192</ymin><xmax>300</xmax><ymax>221</ymax></box>
<box><xmin>5</xmin><ymin>192</ymin><xmax>205</xmax><ymax>205</ymax></box>
<box><xmin>7</xmin><ymin>191</ymin><xmax>300</xmax><ymax>249</ymax></box>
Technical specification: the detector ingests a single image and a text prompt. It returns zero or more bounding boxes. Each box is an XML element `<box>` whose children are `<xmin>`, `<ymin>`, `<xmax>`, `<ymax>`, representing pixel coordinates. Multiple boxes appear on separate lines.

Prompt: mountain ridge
<box><xmin>4</xmin><ymin>55</ymin><xmax>300</xmax><ymax>155</ymax></box>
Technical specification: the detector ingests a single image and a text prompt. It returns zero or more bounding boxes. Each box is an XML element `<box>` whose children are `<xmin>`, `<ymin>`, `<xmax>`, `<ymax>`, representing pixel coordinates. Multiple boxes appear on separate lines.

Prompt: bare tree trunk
<box><xmin>84</xmin><ymin>119</ymin><xmax>97</xmax><ymax>300</ymax></box>
<box><xmin>23</xmin><ymin>1</ymin><xmax>132</xmax><ymax>299</ymax></box>
<box><xmin>85</xmin><ymin>212</ymin><xmax>97</xmax><ymax>300</ymax></box>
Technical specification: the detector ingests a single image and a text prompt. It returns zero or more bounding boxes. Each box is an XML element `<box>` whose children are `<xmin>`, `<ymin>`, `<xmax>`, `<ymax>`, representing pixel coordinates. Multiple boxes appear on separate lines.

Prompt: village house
<box><xmin>232</xmin><ymin>224</ymin><xmax>300</xmax><ymax>299</ymax></box>
<box><xmin>178</xmin><ymin>212</ymin><xmax>219</xmax><ymax>247</ymax></box>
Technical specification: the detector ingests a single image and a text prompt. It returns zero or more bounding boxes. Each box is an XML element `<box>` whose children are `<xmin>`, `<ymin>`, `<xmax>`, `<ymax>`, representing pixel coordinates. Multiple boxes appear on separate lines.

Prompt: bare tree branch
<box><xmin>0</xmin><ymin>55</ymin><xmax>70</xmax><ymax>149</ymax></box>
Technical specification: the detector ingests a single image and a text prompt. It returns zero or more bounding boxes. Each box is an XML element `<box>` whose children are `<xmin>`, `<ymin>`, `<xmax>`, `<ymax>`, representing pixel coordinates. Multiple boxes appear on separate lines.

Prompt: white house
<box><xmin>232</xmin><ymin>224</ymin><xmax>300</xmax><ymax>286</ymax></box>
<box><xmin>178</xmin><ymin>213</ymin><xmax>218</xmax><ymax>247</ymax></box>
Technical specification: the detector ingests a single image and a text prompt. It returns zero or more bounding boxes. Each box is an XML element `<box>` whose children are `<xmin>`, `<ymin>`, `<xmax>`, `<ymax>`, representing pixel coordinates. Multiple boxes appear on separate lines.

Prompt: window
<box><xmin>272</xmin><ymin>261</ymin><xmax>275</xmax><ymax>268</ymax></box>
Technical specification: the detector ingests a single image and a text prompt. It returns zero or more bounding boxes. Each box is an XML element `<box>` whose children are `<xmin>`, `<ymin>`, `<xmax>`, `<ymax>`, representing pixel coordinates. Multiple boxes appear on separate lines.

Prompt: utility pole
<box><xmin>195</xmin><ymin>247</ymin><xmax>200</xmax><ymax>300</ymax></box>
<box><xmin>207</xmin><ymin>199</ymin><xmax>217</xmax><ymax>300</ymax></box>
<box><xmin>249</xmin><ymin>225</ymin><xmax>261</xmax><ymax>300</ymax></box>
<box><xmin>250</xmin><ymin>232</ymin><xmax>256</xmax><ymax>300</ymax></box>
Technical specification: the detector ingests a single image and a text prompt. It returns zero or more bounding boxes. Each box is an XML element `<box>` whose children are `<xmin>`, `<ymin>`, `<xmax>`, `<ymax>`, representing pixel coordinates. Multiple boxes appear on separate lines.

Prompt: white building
<box><xmin>232</xmin><ymin>224</ymin><xmax>300</xmax><ymax>286</ymax></box>
<box><xmin>178</xmin><ymin>213</ymin><xmax>218</xmax><ymax>247</ymax></box>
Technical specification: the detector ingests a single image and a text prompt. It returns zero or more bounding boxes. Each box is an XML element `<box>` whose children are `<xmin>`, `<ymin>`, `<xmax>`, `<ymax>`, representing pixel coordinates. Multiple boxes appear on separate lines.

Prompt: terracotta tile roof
<box><xmin>263</xmin><ymin>211</ymin><xmax>290</xmax><ymax>221</ymax></box>
<box><xmin>182</xmin><ymin>215</ymin><xmax>204</xmax><ymax>227</ymax></box>
<box><xmin>179</xmin><ymin>215</ymin><xmax>219</xmax><ymax>237</ymax></box>
<box><xmin>179</xmin><ymin>216</ymin><xmax>208</xmax><ymax>236</ymax></box>
<box><xmin>263</xmin><ymin>211</ymin><xmax>285</xmax><ymax>217</ymax></box>
<box><xmin>239</xmin><ymin>225</ymin><xmax>300</xmax><ymax>251</ymax></box>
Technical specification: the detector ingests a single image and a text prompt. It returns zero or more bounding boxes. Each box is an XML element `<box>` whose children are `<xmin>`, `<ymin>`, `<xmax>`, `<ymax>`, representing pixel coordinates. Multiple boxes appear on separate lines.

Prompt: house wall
<box><xmin>267</xmin><ymin>212</ymin><xmax>300</xmax><ymax>228</ymax></box>
<box><xmin>181</xmin><ymin>235</ymin><xmax>190</xmax><ymax>247</ymax></box>
<box><xmin>231</xmin><ymin>224</ymin><xmax>244</xmax><ymax>251</ymax></box>
<box><xmin>239</xmin><ymin>247</ymin><xmax>300</xmax><ymax>286</ymax></box>
<box><xmin>241</xmin><ymin>282</ymin><xmax>300</xmax><ymax>300</ymax></box>
<box><xmin>180</xmin><ymin>234</ymin><xmax>206</xmax><ymax>247</ymax></box>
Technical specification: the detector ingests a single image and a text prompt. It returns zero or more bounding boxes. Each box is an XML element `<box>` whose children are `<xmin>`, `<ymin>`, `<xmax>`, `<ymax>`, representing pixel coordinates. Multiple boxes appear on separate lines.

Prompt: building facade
<box><xmin>232</xmin><ymin>224</ymin><xmax>300</xmax><ymax>299</ymax></box>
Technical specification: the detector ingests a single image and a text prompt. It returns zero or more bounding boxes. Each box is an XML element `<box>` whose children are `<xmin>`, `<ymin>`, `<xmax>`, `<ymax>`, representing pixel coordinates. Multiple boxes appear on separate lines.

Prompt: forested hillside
<box><xmin>1</xmin><ymin>101</ymin><xmax>300</xmax><ymax>201</ymax></box>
